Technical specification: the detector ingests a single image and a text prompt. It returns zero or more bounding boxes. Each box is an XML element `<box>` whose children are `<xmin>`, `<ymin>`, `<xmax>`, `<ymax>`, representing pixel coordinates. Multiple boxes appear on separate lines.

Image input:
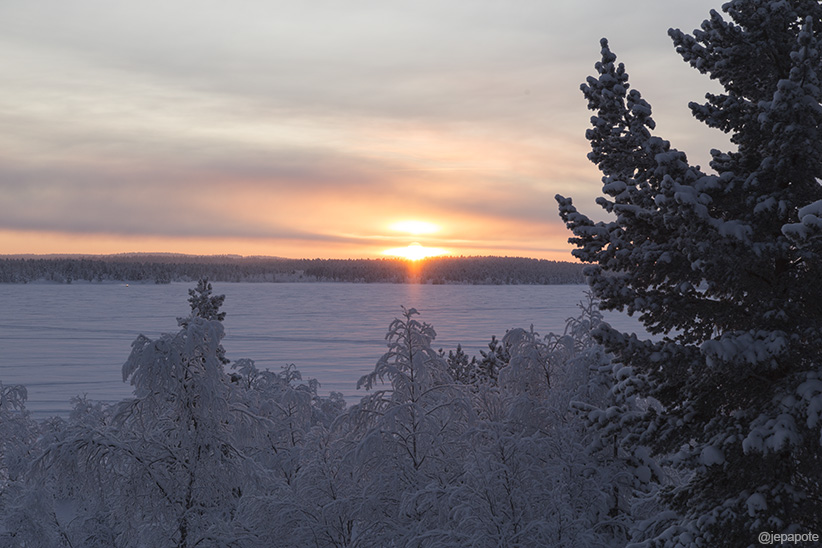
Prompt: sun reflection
<box><xmin>383</xmin><ymin>242</ymin><xmax>448</xmax><ymax>261</ymax></box>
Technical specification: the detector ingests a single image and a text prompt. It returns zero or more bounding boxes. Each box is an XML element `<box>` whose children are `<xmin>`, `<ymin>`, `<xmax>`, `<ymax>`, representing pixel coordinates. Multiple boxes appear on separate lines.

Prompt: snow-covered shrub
<box><xmin>15</xmin><ymin>315</ymin><xmax>259</xmax><ymax>546</ymax></box>
<box><xmin>335</xmin><ymin>307</ymin><xmax>473</xmax><ymax>545</ymax></box>
<box><xmin>0</xmin><ymin>383</ymin><xmax>40</xmax><ymax>544</ymax></box>
<box><xmin>0</xmin><ymin>282</ymin><xmax>669</xmax><ymax>546</ymax></box>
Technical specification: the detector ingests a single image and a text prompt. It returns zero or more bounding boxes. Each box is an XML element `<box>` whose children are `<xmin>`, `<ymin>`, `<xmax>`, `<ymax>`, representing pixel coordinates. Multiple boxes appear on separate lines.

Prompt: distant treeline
<box><xmin>0</xmin><ymin>254</ymin><xmax>585</xmax><ymax>285</ymax></box>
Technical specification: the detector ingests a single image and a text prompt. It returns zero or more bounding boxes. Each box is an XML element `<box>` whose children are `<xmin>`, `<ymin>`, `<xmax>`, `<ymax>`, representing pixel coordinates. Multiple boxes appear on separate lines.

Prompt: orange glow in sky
<box><xmin>383</xmin><ymin>242</ymin><xmax>449</xmax><ymax>261</ymax></box>
<box><xmin>389</xmin><ymin>220</ymin><xmax>439</xmax><ymax>236</ymax></box>
<box><xmin>383</xmin><ymin>221</ymin><xmax>449</xmax><ymax>260</ymax></box>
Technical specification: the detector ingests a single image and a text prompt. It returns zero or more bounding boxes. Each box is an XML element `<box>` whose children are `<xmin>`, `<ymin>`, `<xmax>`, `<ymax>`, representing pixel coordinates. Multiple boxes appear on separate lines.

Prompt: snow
<box><xmin>699</xmin><ymin>445</ymin><xmax>725</xmax><ymax>466</ymax></box>
<box><xmin>714</xmin><ymin>219</ymin><xmax>753</xmax><ymax>241</ymax></box>
<box><xmin>746</xmin><ymin>493</ymin><xmax>767</xmax><ymax>517</ymax></box>
<box><xmin>701</xmin><ymin>330</ymin><xmax>788</xmax><ymax>368</ymax></box>
<box><xmin>1</xmin><ymin>280</ymin><xmax>655</xmax><ymax>546</ymax></box>
<box><xmin>797</xmin><ymin>376</ymin><xmax>822</xmax><ymax>433</ymax></box>
<box><xmin>0</xmin><ymin>283</ymin><xmax>648</xmax><ymax>419</ymax></box>
<box><xmin>782</xmin><ymin>199</ymin><xmax>822</xmax><ymax>241</ymax></box>
<box><xmin>743</xmin><ymin>413</ymin><xmax>802</xmax><ymax>454</ymax></box>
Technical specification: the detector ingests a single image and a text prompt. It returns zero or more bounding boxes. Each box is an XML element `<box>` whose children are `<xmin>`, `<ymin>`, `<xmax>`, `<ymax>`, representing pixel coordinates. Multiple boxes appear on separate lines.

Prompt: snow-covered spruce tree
<box><xmin>557</xmin><ymin>2</ymin><xmax>822</xmax><ymax>545</ymax></box>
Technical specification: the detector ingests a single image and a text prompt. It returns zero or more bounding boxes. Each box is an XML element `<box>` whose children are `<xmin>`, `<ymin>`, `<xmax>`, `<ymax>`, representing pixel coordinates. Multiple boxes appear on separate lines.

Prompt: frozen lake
<box><xmin>0</xmin><ymin>282</ymin><xmax>646</xmax><ymax>419</ymax></box>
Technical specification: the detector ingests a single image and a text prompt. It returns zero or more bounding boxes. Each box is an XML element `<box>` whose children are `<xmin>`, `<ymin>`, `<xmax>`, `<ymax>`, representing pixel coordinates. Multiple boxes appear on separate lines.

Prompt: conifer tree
<box><xmin>181</xmin><ymin>277</ymin><xmax>226</xmax><ymax>324</ymax></box>
<box><xmin>557</xmin><ymin>1</ymin><xmax>822</xmax><ymax>545</ymax></box>
<box><xmin>476</xmin><ymin>335</ymin><xmax>510</xmax><ymax>386</ymax></box>
<box><xmin>180</xmin><ymin>277</ymin><xmax>229</xmax><ymax>364</ymax></box>
<box><xmin>443</xmin><ymin>344</ymin><xmax>478</xmax><ymax>385</ymax></box>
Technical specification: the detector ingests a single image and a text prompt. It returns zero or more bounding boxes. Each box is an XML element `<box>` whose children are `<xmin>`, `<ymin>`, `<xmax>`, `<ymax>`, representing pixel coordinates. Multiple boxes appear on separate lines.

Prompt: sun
<box><xmin>383</xmin><ymin>242</ymin><xmax>448</xmax><ymax>261</ymax></box>
<box><xmin>383</xmin><ymin>220</ymin><xmax>448</xmax><ymax>260</ymax></box>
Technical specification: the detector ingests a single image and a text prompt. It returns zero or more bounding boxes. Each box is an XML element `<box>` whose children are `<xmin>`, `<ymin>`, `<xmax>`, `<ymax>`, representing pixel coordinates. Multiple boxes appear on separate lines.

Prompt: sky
<box><xmin>0</xmin><ymin>0</ymin><xmax>729</xmax><ymax>261</ymax></box>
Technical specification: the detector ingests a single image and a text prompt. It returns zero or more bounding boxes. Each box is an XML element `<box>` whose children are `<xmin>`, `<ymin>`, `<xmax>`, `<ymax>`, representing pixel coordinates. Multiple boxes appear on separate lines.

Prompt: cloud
<box><xmin>0</xmin><ymin>0</ymin><xmax>729</xmax><ymax>259</ymax></box>
<box><xmin>0</xmin><ymin>0</ymin><xmax>720</xmax><ymax>126</ymax></box>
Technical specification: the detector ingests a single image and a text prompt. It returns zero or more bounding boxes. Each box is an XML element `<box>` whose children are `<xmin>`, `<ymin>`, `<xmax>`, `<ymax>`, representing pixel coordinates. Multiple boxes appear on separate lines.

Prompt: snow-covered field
<box><xmin>0</xmin><ymin>282</ymin><xmax>645</xmax><ymax>418</ymax></box>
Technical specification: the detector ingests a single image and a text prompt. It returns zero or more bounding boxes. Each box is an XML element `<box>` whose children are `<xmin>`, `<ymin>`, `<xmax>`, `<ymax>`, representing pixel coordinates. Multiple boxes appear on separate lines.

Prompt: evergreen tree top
<box><xmin>181</xmin><ymin>277</ymin><xmax>226</xmax><ymax>325</ymax></box>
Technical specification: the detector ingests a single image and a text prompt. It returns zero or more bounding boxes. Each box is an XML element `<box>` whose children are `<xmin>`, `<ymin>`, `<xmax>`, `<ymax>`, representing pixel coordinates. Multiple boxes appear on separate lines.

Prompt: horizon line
<box><xmin>0</xmin><ymin>251</ymin><xmax>580</xmax><ymax>263</ymax></box>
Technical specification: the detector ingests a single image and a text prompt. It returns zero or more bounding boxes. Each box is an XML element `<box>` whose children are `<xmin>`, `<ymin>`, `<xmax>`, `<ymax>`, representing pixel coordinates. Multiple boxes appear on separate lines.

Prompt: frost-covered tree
<box><xmin>181</xmin><ymin>277</ymin><xmax>229</xmax><ymax>365</ymax></box>
<box><xmin>183</xmin><ymin>277</ymin><xmax>226</xmax><ymax>324</ymax></box>
<box><xmin>6</xmin><ymin>281</ymin><xmax>355</xmax><ymax>547</ymax></box>
<box><xmin>230</xmin><ymin>359</ymin><xmax>344</xmax><ymax>489</ymax></box>
<box><xmin>13</xmin><ymin>285</ymin><xmax>262</xmax><ymax>547</ymax></box>
<box><xmin>0</xmin><ymin>384</ymin><xmax>37</xmax><ymax>489</ymax></box>
<box><xmin>0</xmin><ymin>383</ymin><xmax>40</xmax><ymax>544</ymax></box>
<box><xmin>341</xmin><ymin>307</ymin><xmax>473</xmax><ymax>545</ymax></box>
<box><xmin>433</xmin><ymin>297</ymin><xmax>640</xmax><ymax>547</ymax></box>
<box><xmin>353</xmin><ymin>307</ymin><xmax>472</xmax><ymax>474</ymax></box>
<box><xmin>441</xmin><ymin>336</ymin><xmax>511</xmax><ymax>390</ymax></box>
<box><xmin>227</xmin><ymin>360</ymin><xmax>349</xmax><ymax>548</ymax></box>
<box><xmin>475</xmin><ymin>335</ymin><xmax>510</xmax><ymax>386</ymax></box>
<box><xmin>557</xmin><ymin>2</ymin><xmax>822</xmax><ymax>544</ymax></box>
<box><xmin>442</xmin><ymin>343</ymin><xmax>478</xmax><ymax>385</ymax></box>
